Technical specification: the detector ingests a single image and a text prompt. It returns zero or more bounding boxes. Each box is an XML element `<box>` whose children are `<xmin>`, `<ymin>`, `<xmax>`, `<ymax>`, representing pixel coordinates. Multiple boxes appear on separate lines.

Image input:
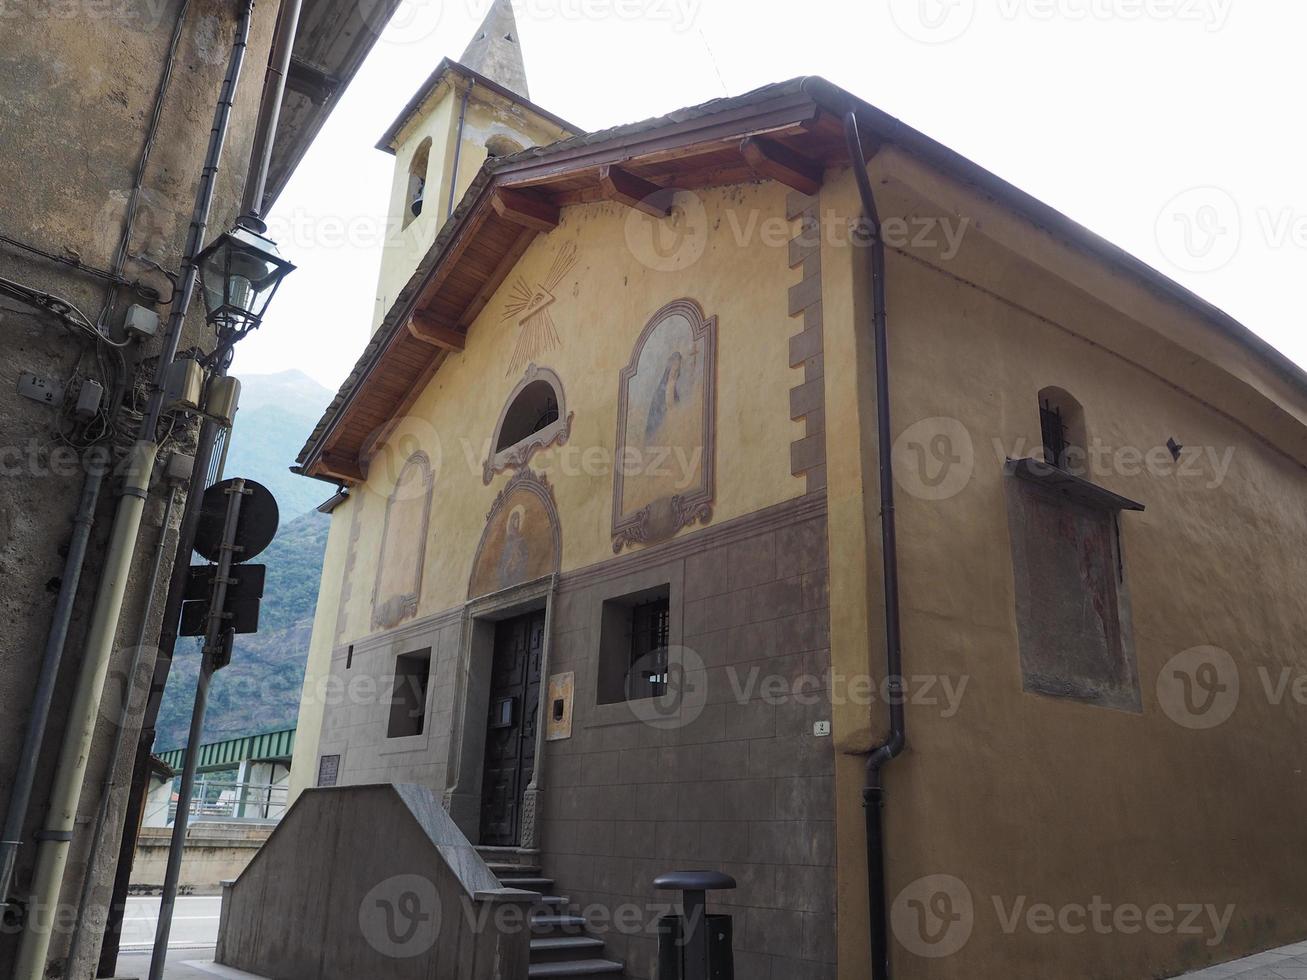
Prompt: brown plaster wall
<box><xmin>821</xmin><ymin>157</ymin><xmax>1307</xmax><ymax>980</ymax></box>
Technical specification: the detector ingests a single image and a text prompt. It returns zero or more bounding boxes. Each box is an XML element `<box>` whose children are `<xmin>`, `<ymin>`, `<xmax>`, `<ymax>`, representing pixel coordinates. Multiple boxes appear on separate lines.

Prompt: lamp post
<box><xmin>146</xmin><ymin>218</ymin><xmax>291</xmax><ymax>980</ymax></box>
<box><xmin>195</xmin><ymin>214</ymin><xmax>295</xmax><ymax>347</ymax></box>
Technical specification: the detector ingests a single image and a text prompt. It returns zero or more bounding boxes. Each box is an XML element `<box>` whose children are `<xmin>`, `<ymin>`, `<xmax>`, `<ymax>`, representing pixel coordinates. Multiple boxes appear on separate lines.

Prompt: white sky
<box><xmin>234</xmin><ymin>0</ymin><xmax>1307</xmax><ymax>390</ymax></box>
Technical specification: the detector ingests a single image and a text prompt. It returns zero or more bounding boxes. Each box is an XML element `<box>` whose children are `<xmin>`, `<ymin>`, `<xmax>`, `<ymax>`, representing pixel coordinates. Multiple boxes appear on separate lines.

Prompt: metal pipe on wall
<box><xmin>103</xmin><ymin>0</ymin><xmax>303</xmax><ymax>962</ymax></box>
<box><xmin>13</xmin><ymin>5</ymin><xmax>256</xmax><ymax>976</ymax></box>
<box><xmin>241</xmin><ymin>0</ymin><xmax>303</xmax><ymax>218</ymax></box>
<box><xmin>0</xmin><ymin>467</ymin><xmax>104</xmax><ymax>905</ymax></box>
<box><xmin>13</xmin><ymin>442</ymin><xmax>157</xmax><ymax>979</ymax></box>
<box><xmin>842</xmin><ymin>108</ymin><xmax>908</xmax><ymax>980</ymax></box>
<box><xmin>62</xmin><ymin>486</ymin><xmax>179</xmax><ymax>978</ymax></box>
<box><xmin>0</xmin><ymin>0</ymin><xmax>197</xmax><ymax>911</ymax></box>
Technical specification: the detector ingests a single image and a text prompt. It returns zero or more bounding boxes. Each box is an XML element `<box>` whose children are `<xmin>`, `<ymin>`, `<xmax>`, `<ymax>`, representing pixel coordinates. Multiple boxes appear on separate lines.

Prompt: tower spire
<box><xmin>460</xmin><ymin>0</ymin><xmax>529</xmax><ymax>100</ymax></box>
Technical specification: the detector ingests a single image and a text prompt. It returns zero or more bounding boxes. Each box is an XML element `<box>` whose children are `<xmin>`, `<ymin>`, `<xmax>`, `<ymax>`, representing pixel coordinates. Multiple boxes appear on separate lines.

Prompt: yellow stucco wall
<box><xmin>286</xmin><ymin>492</ymin><xmax>353</xmax><ymax>803</ymax></box>
<box><xmin>294</xmin><ymin>180</ymin><xmax>807</xmax><ymax>791</ymax></box>
<box><xmin>821</xmin><ymin>153</ymin><xmax>1307</xmax><ymax>979</ymax></box>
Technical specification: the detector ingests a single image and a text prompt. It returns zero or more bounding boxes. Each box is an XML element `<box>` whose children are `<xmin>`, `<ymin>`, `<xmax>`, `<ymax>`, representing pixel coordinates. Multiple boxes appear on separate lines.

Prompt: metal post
<box><xmin>147</xmin><ymin>479</ymin><xmax>247</xmax><ymax>980</ymax></box>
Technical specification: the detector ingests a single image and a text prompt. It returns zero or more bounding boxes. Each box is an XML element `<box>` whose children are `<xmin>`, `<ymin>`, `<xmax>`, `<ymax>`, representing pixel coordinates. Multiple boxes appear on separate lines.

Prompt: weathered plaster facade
<box><xmin>0</xmin><ymin>1</ymin><xmax>389</xmax><ymax>974</ymax></box>
<box><xmin>0</xmin><ymin>5</ymin><xmax>280</xmax><ymax>975</ymax></box>
<box><xmin>284</xmin><ymin>67</ymin><xmax>1307</xmax><ymax>980</ymax></box>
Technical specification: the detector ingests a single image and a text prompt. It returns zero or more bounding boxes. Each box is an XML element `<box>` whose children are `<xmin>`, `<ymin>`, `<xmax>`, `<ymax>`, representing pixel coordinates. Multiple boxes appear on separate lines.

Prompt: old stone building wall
<box><xmin>0</xmin><ymin>2</ymin><xmax>278</xmax><ymax>975</ymax></box>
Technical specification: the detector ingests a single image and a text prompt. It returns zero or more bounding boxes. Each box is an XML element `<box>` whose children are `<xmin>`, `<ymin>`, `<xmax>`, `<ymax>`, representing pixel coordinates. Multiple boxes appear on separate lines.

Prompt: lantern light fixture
<box><xmin>195</xmin><ymin>215</ymin><xmax>295</xmax><ymax>341</ymax></box>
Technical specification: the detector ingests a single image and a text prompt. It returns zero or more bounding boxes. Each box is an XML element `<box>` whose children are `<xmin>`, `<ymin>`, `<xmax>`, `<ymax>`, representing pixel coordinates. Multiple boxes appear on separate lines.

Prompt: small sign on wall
<box><xmin>546</xmin><ymin>672</ymin><xmax>575</xmax><ymax>741</ymax></box>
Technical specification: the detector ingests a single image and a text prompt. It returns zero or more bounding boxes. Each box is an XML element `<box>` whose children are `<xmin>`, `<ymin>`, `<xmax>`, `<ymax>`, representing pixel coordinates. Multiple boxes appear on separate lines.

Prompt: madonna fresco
<box><xmin>469</xmin><ymin>469</ymin><xmax>561</xmax><ymax>598</ymax></box>
<box><xmin>612</xmin><ymin>298</ymin><xmax>717</xmax><ymax>551</ymax></box>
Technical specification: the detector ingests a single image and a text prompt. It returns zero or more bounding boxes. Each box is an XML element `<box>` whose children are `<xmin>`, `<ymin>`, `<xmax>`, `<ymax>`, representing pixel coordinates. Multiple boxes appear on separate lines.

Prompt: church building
<box><xmin>218</xmin><ymin>4</ymin><xmax>1307</xmax><ymax>979</ymax></box>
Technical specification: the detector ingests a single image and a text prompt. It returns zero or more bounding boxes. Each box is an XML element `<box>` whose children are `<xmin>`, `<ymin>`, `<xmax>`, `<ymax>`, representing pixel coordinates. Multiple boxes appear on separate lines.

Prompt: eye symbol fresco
<box><xmin>502</xmin><ymin>240</ymin><xmax>577</xmax><ymax>375</ymax></box>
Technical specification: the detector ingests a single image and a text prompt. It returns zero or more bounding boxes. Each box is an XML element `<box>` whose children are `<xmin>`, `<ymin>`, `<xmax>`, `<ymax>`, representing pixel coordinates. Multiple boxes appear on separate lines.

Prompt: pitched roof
<box><xmin>296</xmin><ymin>76</ymin><xmax>1307</xmax><ymax>481</ymax></box>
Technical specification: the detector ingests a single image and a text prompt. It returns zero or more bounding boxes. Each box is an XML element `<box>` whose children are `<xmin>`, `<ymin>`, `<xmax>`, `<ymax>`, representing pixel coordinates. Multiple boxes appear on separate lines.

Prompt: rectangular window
<box><xmin>316</xmin><ymin>754</ymin><xmax>340</xmax><ymax>787</ymax></box>
<box><xmin>387</xmin><ymin>649</ymin><xmax>431</xmax><ymax>738</ymax></box>
<box><xmin>597</xmin><ymin>585</ymin><xmax>671</xmax><ymax>705</ymax></box>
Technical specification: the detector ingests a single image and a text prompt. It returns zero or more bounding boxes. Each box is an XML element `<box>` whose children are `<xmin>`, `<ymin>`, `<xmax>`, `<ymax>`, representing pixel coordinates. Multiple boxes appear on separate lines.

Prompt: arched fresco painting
<box><xmin>612</xmin><ymin>298</ymin><xmax>717</xmax><ymax>551</ymax></box>
<box><xmin>371</xmin><ymin>452</ymin><xmax>433</xmax><ymax>630</ymax></box>
<box><xmin>468</xmin><ymin>469</ymin><xmax>562</xmax><ymax>598</ymax></box>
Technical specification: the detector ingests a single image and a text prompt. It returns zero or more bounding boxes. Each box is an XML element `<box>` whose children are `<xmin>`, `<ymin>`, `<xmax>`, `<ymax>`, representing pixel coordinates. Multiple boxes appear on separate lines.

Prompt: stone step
<box><xmin>530</xmin><ymin>936</ymin><xmax>608</xmax><ymax>964</ymax></box>
<box><xmin>488</xmin><ymin>862</ymin><xmax>543</xmax><ymax>877</ymax></box>
<box><xmin>528</xmin><ymin>958</ymin><xmax>626</xmax><ymax>979</ymax></box>
<box><xmin>501</xmin><ymin>876</ymin><xmax>555</xmax><ymax>891</ymax></box>
<box><xmin>530</xmin><ymin>913</ymin><xmax>589</xmax><ymax>936</ymax></box>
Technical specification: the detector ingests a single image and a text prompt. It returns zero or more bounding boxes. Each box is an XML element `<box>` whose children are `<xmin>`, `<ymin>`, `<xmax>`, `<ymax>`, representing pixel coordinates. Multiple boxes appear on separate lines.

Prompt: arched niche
<box><xmin>467</xmin><ymin>469</ymin><xmax>561</xmax><ymax>599</ymax></box>
<box><xmin>371</xmin><ymin>451</ymin><xmax>433</xmax><ymax>630</ymax></box>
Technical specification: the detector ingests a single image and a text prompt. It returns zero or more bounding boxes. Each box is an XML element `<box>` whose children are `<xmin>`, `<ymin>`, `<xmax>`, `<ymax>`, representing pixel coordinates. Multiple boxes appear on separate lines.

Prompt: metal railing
<box><xmin>152</xmin><ymin>778</ymin><xmax>288</xmax><ymax>825</ymax></box>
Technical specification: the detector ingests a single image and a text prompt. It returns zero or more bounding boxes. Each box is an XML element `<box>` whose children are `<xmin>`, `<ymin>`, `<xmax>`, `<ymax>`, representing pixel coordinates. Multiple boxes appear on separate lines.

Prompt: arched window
<box><xmin>485</xmin><ymin>134</ymin><xmax>524</xmax><ymax>159</ymax></box>
<box><xmin>497</xmin><ymin>380</ymin><xmax>558</xmax><ymax>450</ymax></box>
<box><xmin>404</xmin><ymin>137</ymin><xmax>432</xmax><ymax>229</ymax></box>
<box><xmin>1038</xmin><ymin>386</ymin><xmax>1086</xmax><ymax>472</ymax></box>
<box><xmin>483</xmin><ymin>365</ymin><xmax>572</xmax><ymax>483</ymax></box>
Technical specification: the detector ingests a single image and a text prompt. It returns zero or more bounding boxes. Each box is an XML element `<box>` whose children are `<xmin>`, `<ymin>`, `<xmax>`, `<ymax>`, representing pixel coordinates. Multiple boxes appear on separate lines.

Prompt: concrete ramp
<box><xmin>215</xmin><ymin>784</ymin><xmax>536</xmax><ymax>979</ymax></box>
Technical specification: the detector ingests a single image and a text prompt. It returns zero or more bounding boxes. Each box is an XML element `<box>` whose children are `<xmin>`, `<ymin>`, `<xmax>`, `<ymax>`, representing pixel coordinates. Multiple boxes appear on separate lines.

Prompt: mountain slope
<box><xmin>154</xmin><ymin>370</ymin><xmax>336</xmax><ymax>750</ymax></box>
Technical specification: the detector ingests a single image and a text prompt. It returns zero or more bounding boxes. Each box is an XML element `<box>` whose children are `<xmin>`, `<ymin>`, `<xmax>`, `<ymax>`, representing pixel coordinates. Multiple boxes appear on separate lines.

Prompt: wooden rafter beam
<box><xmin>407</xmin><ymin>311</ymin><xmax>466</xmax><ymax>350</ymax></box>
<box><xmin>740</xmin><ymin>136</ymin><xmax>823</xmax><ymax>195</ymax></box>
<box><xmin>491</xmin><ymin>187</ymin><xmax>559</xmax><ymax>233</ymax></box>
<box><xmin>598</xmin><ymin>164</ymin><xmax>673</xmax><ymax>218</ymax></box>
<box><xmin>318</xmin><ymin>449</ymin><xmax>365</xmax><ymax>484</ymax></box>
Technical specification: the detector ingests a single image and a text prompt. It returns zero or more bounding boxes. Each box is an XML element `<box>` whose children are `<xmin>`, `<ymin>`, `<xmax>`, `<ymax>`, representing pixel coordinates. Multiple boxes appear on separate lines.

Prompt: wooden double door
<box><xmin>478</xmin><ymin>610</ymin><xmax>544</xmax><ymax>847</ymax></box>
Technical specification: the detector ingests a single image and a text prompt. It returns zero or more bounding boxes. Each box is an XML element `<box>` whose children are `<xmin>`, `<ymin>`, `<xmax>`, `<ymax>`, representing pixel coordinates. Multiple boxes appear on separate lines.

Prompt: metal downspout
<box><xmin>241</xmin><ymin>0</ymin><xmax>304</xmax><ymax>218</ymax></box>
<box><xmin>447</xmin><ymin>78</ymin><xmax>473</xmax><ymax>219</ymax></box>
<box><xmin>0</xmin><ymin>466</ymin><xmax>104</xmax><ymax>905</ymax></box>
<box><xmin>843</xmin><ymin>108</ymin><xmax>907</xmax><ymax>980</ymax></box>
<box><xmin>62</xmin><ymin>486</ymin><xmax>179</xmax><ymax>978</ymax></box>
<box><xmin>13</xmin><ymin>5</ymin><xmax>255</xmax><ymax>976</ymax></box>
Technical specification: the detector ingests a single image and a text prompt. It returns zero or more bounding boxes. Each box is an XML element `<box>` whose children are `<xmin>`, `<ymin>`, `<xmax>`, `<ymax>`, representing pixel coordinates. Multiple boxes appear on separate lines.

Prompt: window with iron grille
<box><xmin>629</xmin><ymin>598</ymin><xmax>670</xmax><ymax>700</ymax></box>
<box><xmin>596</xmin><ymin>584</ymin><xmax>672</xmax><ymax>705</ymax></box>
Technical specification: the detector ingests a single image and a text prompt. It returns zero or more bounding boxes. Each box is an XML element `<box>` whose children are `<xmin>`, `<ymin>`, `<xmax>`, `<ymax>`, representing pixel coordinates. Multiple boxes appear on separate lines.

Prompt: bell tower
<box><xmin>370</xmin><ymin>0</ymin><xmax>577</xmax><ymax>330</ymax></box>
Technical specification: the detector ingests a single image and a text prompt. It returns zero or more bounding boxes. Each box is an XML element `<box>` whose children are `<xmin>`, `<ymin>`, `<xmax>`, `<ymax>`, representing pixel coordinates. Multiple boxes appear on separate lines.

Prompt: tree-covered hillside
<box><xmin>154</xmin><ymin>371</ymin><xmax>335</xmax><ymax>750</ymax></box>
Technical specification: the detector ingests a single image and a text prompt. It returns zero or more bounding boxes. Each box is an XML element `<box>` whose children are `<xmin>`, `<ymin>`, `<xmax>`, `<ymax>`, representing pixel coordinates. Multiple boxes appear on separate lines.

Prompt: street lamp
<box><xmin>195</xmin><ymin>215</ymin><xmax>295</xmax><ymax>341</ymax></box>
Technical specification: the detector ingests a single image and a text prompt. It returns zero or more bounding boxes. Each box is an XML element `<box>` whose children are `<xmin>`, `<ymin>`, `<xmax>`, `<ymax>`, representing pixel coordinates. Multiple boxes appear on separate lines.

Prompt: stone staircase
<box><xmin>478</xmin><ymin>847</ymin><xmax>625</xmax><ymax>979</ymax></box>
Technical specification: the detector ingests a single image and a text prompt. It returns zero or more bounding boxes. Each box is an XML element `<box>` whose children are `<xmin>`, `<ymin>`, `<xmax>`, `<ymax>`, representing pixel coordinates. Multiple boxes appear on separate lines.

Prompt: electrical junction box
<box><xmin>17</xmin><ymin>372</ymin><xmax>64</xmax><ymax>407</ymax></box>
<box><xmin>163</xmin><ymin>359</ymin><xmax>204</xmax><ymax>412</ymax></box>
<box><xmin>123</xmin><ymin>304</ymin><xmax>160</xmax><ymax>339</ymax></box>
<box><xmin>205</xmin><ymin>375</ymin><xmax>241</xmax><ymax>427</ymax></box>
<box><xmin>74</xmin><ymin>379</ymin><xmax>104</xmax><ymax>420</ymax></box>
<box><xmin>165</xmin><ymin>452</ymin><xmax>195</xmax><ymax>483</ymax></box>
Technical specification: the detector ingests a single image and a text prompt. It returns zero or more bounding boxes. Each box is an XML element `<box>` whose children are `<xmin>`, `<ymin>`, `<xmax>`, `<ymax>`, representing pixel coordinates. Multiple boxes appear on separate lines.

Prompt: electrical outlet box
<box><xmin>165</xmin><ymin>452</ymin><xmax>195</xmax><ymax>483</ymax></box>
<box><xmin>163</xmin><ymin>359</ymin><xmax>204</xmax><ymax>412</ymax></box>
<box><xmin>123</xmin><ymin>304</ymin><xmax>160</xmax><ymax>339</ymax></box>
<box><xmin>74</xmin><ymin>379</ymin><xmax>104</xmax><ymax>420</ymax></box>
<box><xmin>17</xmin><ymin>372</ymin><xmax>64</xmax><ymax>407</ymax></box>
<box><xmin>205</xmin><ymin>376</ymin><xmax>241</xmax><ymax>426</ymax></box>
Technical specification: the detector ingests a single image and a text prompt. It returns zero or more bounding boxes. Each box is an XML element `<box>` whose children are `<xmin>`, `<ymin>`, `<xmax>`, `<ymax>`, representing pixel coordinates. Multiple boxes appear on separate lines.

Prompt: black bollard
<box><xmin>654</xmin><ymin>870</ymin><xmax>737</xmax><ymax>980</ymax></box>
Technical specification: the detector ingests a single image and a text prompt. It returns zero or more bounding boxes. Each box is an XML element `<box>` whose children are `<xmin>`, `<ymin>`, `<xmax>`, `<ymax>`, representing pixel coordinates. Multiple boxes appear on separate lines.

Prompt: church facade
<box><xmin>283</xmin><ymin>8</ymin><xmax>1307</xmax><ymax>979</ymax></box>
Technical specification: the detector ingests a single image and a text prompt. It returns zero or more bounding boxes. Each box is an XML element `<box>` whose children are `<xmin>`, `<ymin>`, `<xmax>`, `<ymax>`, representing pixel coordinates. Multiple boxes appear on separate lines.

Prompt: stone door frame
<box><xmin>442</xmin><ymin>573</ymin><xmax>557</xmax><ymax>850</ymax></box>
